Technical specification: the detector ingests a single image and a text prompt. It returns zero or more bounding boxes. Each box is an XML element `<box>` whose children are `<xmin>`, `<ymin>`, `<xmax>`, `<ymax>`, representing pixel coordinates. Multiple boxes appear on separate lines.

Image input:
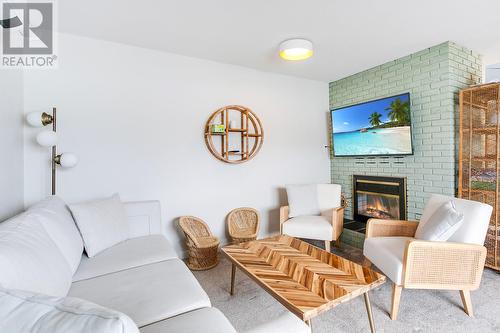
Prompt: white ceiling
<box><xmin>58</xmin><ymin>0</ymin><xmax>500</xmax><ymax>82</ymax></box>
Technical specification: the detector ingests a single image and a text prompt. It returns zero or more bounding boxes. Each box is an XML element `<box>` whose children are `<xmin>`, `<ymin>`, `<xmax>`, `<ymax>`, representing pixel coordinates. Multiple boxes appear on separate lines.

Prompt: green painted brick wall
<box><xmin>330</xmin><ymin>42</ymin><xmax>482</xmax><ymax>221</ymax></box>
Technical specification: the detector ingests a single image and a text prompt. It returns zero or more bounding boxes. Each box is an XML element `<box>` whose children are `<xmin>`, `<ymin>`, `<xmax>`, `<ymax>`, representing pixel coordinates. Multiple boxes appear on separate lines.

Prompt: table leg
<box><xmin>305</xmin><ymin>319</ymin><xmax>313</xmax><ymax>333</ymax></box>
<box><xmin>230</xmin><ymin>263</ymin><xmax>236</xmax><ymax>295</ymax></box>
<box><xmin>363</xmin><ymin>292</ymin><xmax>376</xmax><ymax>333</ymax></box>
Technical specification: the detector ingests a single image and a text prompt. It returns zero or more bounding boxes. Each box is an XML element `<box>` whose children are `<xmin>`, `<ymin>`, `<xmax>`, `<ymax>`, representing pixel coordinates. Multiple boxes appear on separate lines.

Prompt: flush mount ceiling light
<box><xmin>279</xmin><ymin>39</ymin><xmax>313</xmax><ymax>61</ymax></box>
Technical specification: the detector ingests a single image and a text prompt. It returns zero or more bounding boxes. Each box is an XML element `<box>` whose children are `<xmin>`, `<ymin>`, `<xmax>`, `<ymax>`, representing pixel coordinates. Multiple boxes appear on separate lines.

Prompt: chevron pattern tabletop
<box><xmin>222</xmin><ymin>235</ymin><xmax>386</xmax><ymax>322</ymax></box>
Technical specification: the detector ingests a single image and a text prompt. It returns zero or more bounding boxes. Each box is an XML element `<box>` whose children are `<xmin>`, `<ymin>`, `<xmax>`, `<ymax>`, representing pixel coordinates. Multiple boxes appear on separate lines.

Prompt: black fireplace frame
<box><xmin>352</xmin><ymin>175</ymin><xmax>407</xmax><ymax>223</ymax></box>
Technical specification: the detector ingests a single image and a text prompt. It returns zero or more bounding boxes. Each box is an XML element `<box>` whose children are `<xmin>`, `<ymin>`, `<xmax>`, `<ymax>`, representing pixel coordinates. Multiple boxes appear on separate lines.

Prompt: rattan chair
<box><xmin>363</xmin><ymin>194</ymin><xmax>492</xmax><ymax>320</ymax></box>
<box><xmin>227</xmin><ymin>207</ymin><xmax>260</xmax><ymax>244</ymax></box>
<box><xmin>179</xmin><ymin>216</ymin><xmax>220</xmax><ymax>270</ymax></box>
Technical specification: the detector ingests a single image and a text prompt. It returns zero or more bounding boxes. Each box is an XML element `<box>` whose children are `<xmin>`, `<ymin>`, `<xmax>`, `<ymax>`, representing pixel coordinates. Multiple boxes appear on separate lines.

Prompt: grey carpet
<box><xmin>192</xmin><ymin>242</ymin><xmax>500</xmax><ymax>333</ymax></box>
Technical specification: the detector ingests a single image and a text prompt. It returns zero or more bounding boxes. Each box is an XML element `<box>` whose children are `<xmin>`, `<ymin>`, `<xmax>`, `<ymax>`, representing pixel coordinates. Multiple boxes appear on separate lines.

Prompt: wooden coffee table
<box><xmin>222</xmin><ymin>235</ymin><xmax>386</xmax><ymax>332</ymax></box>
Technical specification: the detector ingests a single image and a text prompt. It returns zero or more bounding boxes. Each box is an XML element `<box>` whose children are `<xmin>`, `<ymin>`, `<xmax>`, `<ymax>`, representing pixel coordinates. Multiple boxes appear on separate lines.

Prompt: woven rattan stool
<box><xmin>227</xmin><ymin>207</ymin><xmax>260</xmax><ymax>244</ymax></box>
<box><xmin>179</xmin><ymin>216</ymin><xmax>220</xmax><ymax>270</ymax></box>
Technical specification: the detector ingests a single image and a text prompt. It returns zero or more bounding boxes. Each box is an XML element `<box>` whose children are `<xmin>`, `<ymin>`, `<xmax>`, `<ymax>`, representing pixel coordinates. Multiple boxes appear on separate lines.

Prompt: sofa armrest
<box><xmin>365</xmin><ymin>219</ymin><xmax>418</xmax><ymax>238</ymax></box>
<box><xmin>124</xmin><ymin>201</ymin><xmax>163</xmax><ymax>238</ymax></box>
<box><xmin>330</xmin><ymin>207</ymin><xmax>344</xmax><ymax>241</ymax></box>
<box><xmin>403</xmin><ymin>240</ymin><xmax>487</xmax><ymax>290</ymax></box>
<box><xmin>279</xmin><ymin>206</ymin><xmax>289</xmax><ymax>234</ymax></box>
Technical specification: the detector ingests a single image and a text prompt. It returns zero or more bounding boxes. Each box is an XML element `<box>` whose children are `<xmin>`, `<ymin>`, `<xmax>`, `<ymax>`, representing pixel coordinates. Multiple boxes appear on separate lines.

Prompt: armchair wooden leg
<box><xmin>363</xmin><ymin>258</ymin><xmax>372</xmax><ymax>267</ymax></box>
<box><xmin>391</xmin><ymin>284</ymin><xmax>402</xmax><ymax>320</ymax></box>
<box><xmin>324</xmin><ymin>240</ymin><xmax>331</xmax><ymax>252</ymax></box>
<box><xmin>305</xmin><ymin>319</ymin><xmax>313</xmax><ymax>332</ymax></box>
<box><xmin>460</xmin><ymin>290</ymin><xmax>474</xmax><ymax>317</ymax></box>
<box><xmin>334</xmin><ymin>238</ymin><xmax>342</xmax><ymax>248</ymax></box>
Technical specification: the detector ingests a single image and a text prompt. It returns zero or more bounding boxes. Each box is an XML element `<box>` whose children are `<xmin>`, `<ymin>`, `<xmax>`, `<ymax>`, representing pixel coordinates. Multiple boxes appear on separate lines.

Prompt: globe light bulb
<box><xmin>58</xmin><ymin>153</ymin><xmax>78</xmax><ymax>168</ymax></box>
<box><xmin>36</xmin><ymin>131</ymin><xmax>58</xmax><ymax>147</ymax></box>
<box><xmin>26</xmin><ymin>111</ymin><xmax>45</xmax><ymax>127</ymax></box>
<box><xmin>26</xmin><ymin>111</ymin><xmax>53</xmax><ymax>127</ymax></box>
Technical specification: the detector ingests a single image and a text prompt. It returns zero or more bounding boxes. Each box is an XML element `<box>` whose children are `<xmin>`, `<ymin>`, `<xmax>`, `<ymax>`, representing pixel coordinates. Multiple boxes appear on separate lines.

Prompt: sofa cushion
<box><xmin>363</xmin><ymin>236</ymin><xmax>412</xmax><ymax>285</ymax></box>
<box><xmin>139</xmin><ymin>308</ymin><xmax>236</xmax><ymax>333</ymax></box>
<box><xmin>124</xmin><ymin>201</ymin><xmax>162</xmax><ymax>238</ymax></box>
<box><xmin>73</xmin><ymin>235</ymin><xmax>178</xmax><ymax>282</ymax></box>
<box><xmin>69</xmin><ymin>194</ymin><xmax>130</xmax><ymax>257</ymax></box>
<box><xmin>0</xmin><ymin>213</ymin><xmax>72</xmax><ymax>296</ymax></box>
<box><xmin>0</xmin><ymin>287</ymin><xmax>138</xmax><ymax>333</ymax></box>
<box><xmin>415</xmin><ymin>200</ymin><xmax>464</xmax><ymax>241</ymax></box>
<box><xmin>69</xmin><ymin>259</ymin><xmax>211</xmax><ymax>327</ymax></box>
<box><xmin>282</xmin><ymin>215</ymin><xmax>333</xmax><ymax>241</ymax></box>
<box><xmin>286</xmin><ymin>184</ymin><xmax>320</xmax><ymax>218</ymax></box>
<box><xmin>28</xmin><ymin>196</ymin><xmax>84</xmax><ymax>274</ymax></box>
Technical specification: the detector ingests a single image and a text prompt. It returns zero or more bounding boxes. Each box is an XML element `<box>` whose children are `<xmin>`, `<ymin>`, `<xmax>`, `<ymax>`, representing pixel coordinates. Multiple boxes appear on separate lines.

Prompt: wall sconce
<box><xmin>26</xmin><ymin>108</ymin><xmax>78</xmax><ymax>195</ymax></box>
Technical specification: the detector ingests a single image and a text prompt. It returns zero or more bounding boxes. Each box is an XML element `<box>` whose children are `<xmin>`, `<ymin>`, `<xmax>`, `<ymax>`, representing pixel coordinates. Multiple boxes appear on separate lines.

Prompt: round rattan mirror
<box><xmin>204</xmin><ymin>105</ymin><xmax>264</xmax><ymax>164</ymax></box>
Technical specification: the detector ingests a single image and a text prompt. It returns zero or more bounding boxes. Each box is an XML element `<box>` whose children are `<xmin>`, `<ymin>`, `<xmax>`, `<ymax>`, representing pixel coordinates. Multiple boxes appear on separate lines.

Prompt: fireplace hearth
<box><xmin>352</xmin><ymin>175</ymin><xmax>407</xmax><ymax>224</ymax></box>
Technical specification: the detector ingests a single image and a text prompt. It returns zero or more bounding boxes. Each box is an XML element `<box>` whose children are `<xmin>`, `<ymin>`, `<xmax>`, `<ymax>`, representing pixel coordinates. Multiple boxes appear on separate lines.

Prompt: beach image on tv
<box><xmin>332</xmin><ymin>93</ymin><xmax>413</xmax><ymax>156</ymax></box>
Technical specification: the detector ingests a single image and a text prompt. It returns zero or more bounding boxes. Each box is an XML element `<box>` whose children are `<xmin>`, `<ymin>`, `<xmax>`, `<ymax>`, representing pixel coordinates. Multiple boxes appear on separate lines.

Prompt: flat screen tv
<box><xmin>331</xmin><ymin>93</ymin><xmax>413</xmax><ymax>157</ymax></box>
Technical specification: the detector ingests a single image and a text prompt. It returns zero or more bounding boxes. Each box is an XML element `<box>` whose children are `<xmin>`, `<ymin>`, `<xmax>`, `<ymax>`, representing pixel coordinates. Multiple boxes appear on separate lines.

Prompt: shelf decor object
<box><xmin>26</xmin><ymin>107</ymin><xmax>78</xmax><ymax>195</ymax></box>
<box><xmin>210</xmin><ymin>124</ymin><xmax>226</xmax><ymax>133</ymax></box>
<box><xmin>204</xmin><ymin>105</ymin><xmax>264</xmax><ymax>164</ymax></box>
<box><xmin>458</xmin><ymin>82</ymin><xmax>500</xmax><ymax>271</ymax></box>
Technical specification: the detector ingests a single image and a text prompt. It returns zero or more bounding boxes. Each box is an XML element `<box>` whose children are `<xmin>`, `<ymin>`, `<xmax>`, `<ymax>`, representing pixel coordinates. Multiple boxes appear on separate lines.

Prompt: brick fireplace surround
<box><xmin>329</xmin><ymin>42</ymin><xmax>482</xmax><ymax>248</ymax></box>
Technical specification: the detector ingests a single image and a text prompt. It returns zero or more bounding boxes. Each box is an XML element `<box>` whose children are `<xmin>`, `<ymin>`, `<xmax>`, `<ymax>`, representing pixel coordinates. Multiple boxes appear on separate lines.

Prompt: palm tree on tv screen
<box><xmin>385</xmin><ymin>98</ymin><xmax>410</xmax><ymax>125</ymax></box>
<box><xmin>368</xmin><ymin>112</ymin><xmax>382</xmax><ymax>127</ymax></box>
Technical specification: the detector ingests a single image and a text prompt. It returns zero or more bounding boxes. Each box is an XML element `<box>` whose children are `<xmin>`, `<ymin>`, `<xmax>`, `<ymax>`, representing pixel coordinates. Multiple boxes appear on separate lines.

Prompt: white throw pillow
<box><xmin>69</xmin><ymin>194</ymin><xmax>129</xmax><ymax>257</ymax></box>
<box><xmin>286</xmin><ymin>184</ymin><xmax>320</xmax><ymax>218</ymax></box>
<box><xmin>28</xmin><ymin>196</ymin><xmax>84</xmax><ymax>274</ymax></box>
<box><xmin>415</xmin><ymin>200</ymin><xmax>464</xmax><ymax>241</ymax></box>
<box><xmin>0</xmin><ymin>213</ymin><xmax>73</xmax><ymax>296</ymax></box>
<box><xmin>0</xmin><ymin>287</ymin><xmax>139</xmax><ymax>333</ymax></box>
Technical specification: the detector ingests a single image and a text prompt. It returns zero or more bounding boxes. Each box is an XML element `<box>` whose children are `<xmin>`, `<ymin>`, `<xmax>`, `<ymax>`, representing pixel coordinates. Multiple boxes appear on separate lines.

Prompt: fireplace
<box><xmin>353</xmin><ymin>175</ymin><xmax>407</xmax><ymax>223</ymax></box>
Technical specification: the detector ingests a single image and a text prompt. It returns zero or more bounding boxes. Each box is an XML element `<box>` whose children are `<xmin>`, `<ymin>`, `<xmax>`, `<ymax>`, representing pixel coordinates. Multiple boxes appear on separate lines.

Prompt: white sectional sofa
<box><xmin>0</xmin><ymin>196</ymin><xmax>236</xmax><ymax>333</ymax></box>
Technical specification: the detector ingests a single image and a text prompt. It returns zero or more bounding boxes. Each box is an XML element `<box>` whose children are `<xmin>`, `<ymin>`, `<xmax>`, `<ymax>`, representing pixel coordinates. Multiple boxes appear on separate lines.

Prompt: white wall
<box><xmin>0</xmin><ymin>70</ymin><xmax>24</xmax><ymax>221</ymax></box>
<box><xmin>23</xmin><ymin>34</ymin><xmax>330</xmax><ymax>256</ymax></box>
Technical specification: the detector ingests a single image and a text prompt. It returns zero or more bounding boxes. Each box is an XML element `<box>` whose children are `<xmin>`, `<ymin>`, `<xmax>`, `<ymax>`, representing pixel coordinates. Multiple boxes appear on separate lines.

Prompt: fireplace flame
<box><xmin>362</xmin><ymin>195</ymin><xmax>399</xmax><ymax>219</ymax></box>
<box><xmin>368</xmin><ymin>196</ymin><xmax>386</xmax><ymax>212</ymax></box>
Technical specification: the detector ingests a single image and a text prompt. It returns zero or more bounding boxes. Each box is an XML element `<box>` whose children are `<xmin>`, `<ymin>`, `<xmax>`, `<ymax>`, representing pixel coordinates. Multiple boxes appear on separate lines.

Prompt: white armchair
<box><xmin>363</xmin><ymin>194</ymin><xmax>492</xmax><ymax>320</ymax></box>
<box><xmin>280</xmin><ymin>184</ymin><xmax>344</xmax><ymax>252</ymax></box>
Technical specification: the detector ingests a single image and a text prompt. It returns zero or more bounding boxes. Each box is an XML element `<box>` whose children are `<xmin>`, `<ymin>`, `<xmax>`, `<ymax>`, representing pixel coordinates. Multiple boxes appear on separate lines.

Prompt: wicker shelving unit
<box><xmin>458</xmin><ymin>82</ymin><xmax>500</xmax><ymax>271</ymax></box>
<box><xmin>204</xmin><ymin>105</ymin><xmax>263</xmax><ymax>164</ymax></box>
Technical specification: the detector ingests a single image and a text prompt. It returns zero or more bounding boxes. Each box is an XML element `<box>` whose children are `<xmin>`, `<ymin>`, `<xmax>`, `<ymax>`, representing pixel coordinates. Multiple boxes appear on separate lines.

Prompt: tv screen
<box><xmin>331</xmin><ymin>93</ymin><xmax>413</xmax><ymax>157</ymax></box>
